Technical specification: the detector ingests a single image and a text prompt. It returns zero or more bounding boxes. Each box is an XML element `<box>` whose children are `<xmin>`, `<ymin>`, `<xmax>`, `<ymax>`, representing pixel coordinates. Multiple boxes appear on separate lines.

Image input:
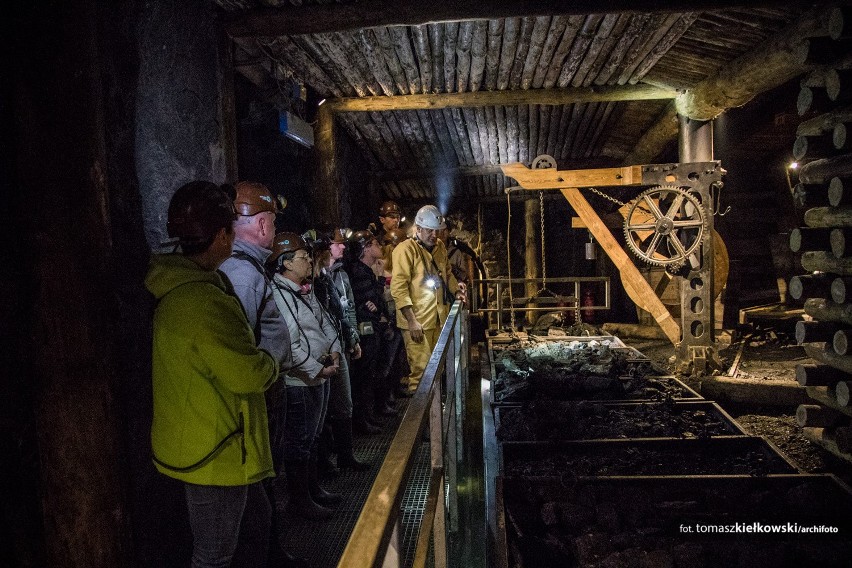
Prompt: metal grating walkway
<box><xmin>275</xmin><ymin>399</ymin><xmax>433</xmax><ymax>568</ymax></box>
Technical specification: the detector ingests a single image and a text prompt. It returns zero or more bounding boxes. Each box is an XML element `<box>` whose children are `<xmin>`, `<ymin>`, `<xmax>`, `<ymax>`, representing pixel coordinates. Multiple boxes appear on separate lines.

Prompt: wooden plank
<box><xmin>506</xmin><ymin>105</ymin><xmax>519</xmax><ymax>163</ymax></box>
<box><xmin>545</xmin><ymin>105</ymin><xmax>562</xmax><ymax>158</ymax></box>
<box><xmin>372</xmin><ymin>27</ymin><xmax>410</xmax><ymax>94</ymax></box>
<box><xmin>501</xmin><ymin>162</ymin><xmax>644</xmax><ymax>189</ymax></box>
<box><xmin>571</xmin><ymin>13</ymin><xmax>623</xmax><ymax>88</ymax></box>
<box><xmin>356</xmin><ymin>30</ymin><xmax>396</xmax><ymax>96</ymax></box>
<box><xmin>411</xmin><ymin>25</ymin><xmax>432</xmax><ymax>94</ymax></box>
<box><xmin>428</xmin><ymin>24</ymin><xmax>445</xmax><ymax>94</ymax></box>
<box><xmin>484</xmin><ymin>19</ymin><xmax>503</xmax><ymax>92</ymax></box>
<box><xmin>520</xmin><ymin>16</ymin><xmax>552</xmax><ymax>90</ymax></box>
<box><xmin>469</xmin><ymin>21</ymin><xmax>489</xmax><ymax>92</ymax></box>
<box><xmin>496</xmin><ymin>18</ymin><xmax>520</xmax><ymax>91</ymax></box>
<box><xmin>388</xmin><ymin>27</ymin><xmax>421</xmax><ymax>95</ymax></box>
<box><xmin>557</xmin><ymin>15</ymin><xmax>603</xmax><ymax>88</ymax></box>
<box><xmin>561</xmin><ymin>186</ymin><xmax>681</xmax><ymax>344</ymax></box>
<box><xmin>543</xmin><ymin>15</ymin><xmax>584</xmax><ymax>89</ymax></box>
<box><xmin>509</xmin><ymin>17</ymin><xmax>536</xmax><ymax>90</ymax></box>
<box><xmin>495</xmin><ymin>105</ymin><xmax>508</xmax><ymax>163</ymax></box>
<box><xmin>450</xmin><ymin>108</ymin><xmax>475</xmax><ymax>164</ymax></box>
<box><xmin>517</xmin><ymin>104</ymin><xmax>530</xmax><ymax>163</ymax></box>
<box><xmin>225</xmin><ymin>0</ymin><xmax>796</xmax><ymax>38</ymax></box>
<box><xmin>532</xmin><ymin>16</ymin><xmax>570</xmax><ymax>90</ymax></box>
<box><xmin>443</xmin><ymin>22</ymin><xmax>460</xmax><ymax>93</ymax></box>
<box><xmin>455</xmin><ymin>21</ymin><xmax>475</xmax><ymax>92</ymax></box>
<box><xmin>594</xmin><ymin>14</ymin><xmax>650</xmax><ymax>86</ymax></box>
<box><xmin>527</xmin><ymin>104</ymin><xmax>539</xmax><ymax>163</ymax></box>
<box><xmin>536</xmin><ymin>105</ymin><xmax>551</xmax><ymax>158</ymax></box>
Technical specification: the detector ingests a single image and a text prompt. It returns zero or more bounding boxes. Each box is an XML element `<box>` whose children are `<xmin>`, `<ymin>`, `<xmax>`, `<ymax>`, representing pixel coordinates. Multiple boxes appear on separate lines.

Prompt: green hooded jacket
<box><xmin>146</xmin><ymin>254</ymin><xmax>279</xmax><ymax>486</ymax></box>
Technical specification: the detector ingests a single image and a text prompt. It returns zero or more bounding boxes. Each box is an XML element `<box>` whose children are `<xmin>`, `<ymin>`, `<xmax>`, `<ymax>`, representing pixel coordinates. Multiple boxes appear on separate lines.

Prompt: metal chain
<box><xmin>584</xmin><ymin>186</ymin><xmax>626</xmax><ymax>207</ymax></box>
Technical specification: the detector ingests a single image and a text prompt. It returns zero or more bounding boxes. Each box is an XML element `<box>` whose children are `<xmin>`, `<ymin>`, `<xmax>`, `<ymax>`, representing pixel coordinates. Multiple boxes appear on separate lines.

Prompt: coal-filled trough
<box><xmin>488</xmin><ymin>336</ymin><xmax>699</xmax><ymax>404</ymax></box>
<box><xmin>495</xmin><ymin>400</ymin><xmax>746</xmax><ymax>442</ymax></box>
<box><xmin>496</xmin><ymin>474</ymin><xmax>852</xmax><ymax>568</ymax></box>
<box><xmin>500</xmin><ymin>437</ymin><xmax>800</xmax><ymax>478</ymax></box>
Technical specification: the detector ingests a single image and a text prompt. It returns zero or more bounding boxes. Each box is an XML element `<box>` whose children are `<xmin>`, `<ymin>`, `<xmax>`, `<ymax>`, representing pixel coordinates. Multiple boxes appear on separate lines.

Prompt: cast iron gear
<box><xmin>531</xmin><ymin>154</ymin><xmax>557</xmax><ymax>169</ymax></box>
<box><xmin>623</xmin><ymin>185</ymin><xmax>707</xmax><ymax>268</ymax></box>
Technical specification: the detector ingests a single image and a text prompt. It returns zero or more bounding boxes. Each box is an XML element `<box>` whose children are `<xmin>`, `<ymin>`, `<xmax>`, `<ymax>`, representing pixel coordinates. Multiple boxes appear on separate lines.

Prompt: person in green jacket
<box><xmin>146</xmin><ymin>181</ymin><xmax>279</xmax><ymax>568</ymax></box>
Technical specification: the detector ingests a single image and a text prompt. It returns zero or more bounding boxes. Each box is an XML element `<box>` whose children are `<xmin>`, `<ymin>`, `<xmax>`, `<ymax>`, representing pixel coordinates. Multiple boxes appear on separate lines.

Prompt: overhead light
<box><xmin>318</xmin><ymin>99</ymin><xmax>326</xmax><ymax>106</ymax></box>
<box><xmin>789</xmin><ymin>161</ymin><xmax>799</xmax><ymax>169</ymax></box>
<box><xmin>278</xmin><ymin>110</ymin><xmax>314</xmax><ymax>148</ymax></box>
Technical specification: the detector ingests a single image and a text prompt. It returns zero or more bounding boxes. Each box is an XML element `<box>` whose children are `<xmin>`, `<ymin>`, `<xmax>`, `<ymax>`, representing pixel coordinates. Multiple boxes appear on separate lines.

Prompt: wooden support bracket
<box><xmin>500</xmin><ymin>162</ymin><xmax>681</xmax><ymax>346</ymax></box>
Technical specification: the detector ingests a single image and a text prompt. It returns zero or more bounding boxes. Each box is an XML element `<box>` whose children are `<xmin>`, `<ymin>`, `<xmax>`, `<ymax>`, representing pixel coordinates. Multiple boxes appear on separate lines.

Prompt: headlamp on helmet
<box><xmin>414</xmin><ymin>205</ymin><xmax>446</xmax><ymax>230</ymax></box>
<box><xmin>379</xmin><ymin>200</ymin><xmax>401</xmax><ymax>217</ymax></box>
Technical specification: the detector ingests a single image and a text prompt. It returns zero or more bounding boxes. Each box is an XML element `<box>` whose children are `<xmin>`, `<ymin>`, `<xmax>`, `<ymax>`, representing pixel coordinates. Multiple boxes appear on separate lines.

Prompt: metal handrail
<box><xmin>470</xmin><ymin>276</ymin><xmax>610</xmax><ymax>329</ymax></box>
<box><xmin>337</xmin><ymin>301</ymin><xmax>469</xmax><ymax>568</ymax></box>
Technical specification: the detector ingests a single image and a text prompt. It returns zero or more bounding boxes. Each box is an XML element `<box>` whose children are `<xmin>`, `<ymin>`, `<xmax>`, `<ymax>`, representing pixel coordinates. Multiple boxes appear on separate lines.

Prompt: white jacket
<box><xmin>271</xmin><ymin>275</ymin><xmax>341</xmax><ymax>387</ymax></box>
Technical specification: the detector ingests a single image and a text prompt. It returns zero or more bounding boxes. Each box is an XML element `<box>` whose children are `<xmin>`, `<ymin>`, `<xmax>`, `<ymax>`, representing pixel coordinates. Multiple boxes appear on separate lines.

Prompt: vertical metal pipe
<box><xmin>678</xmin><ymin>115</ymin><xmax>713</xmax><ymax>161</ymax></box>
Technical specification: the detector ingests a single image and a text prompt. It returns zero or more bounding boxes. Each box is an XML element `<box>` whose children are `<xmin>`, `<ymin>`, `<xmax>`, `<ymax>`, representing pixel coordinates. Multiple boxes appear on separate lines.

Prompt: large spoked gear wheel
<box><xmin>623</xmin><ymin>185</ymin><xmax>708</xmax><ymax>268</ymax></box>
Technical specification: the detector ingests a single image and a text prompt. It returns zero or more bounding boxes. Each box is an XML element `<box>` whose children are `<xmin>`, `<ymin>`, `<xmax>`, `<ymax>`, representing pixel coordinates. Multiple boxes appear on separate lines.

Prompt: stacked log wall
<box><xmin>790</xmin><ymin>16</ymin><xmax>852</xmax><ymax>464</ymax></box>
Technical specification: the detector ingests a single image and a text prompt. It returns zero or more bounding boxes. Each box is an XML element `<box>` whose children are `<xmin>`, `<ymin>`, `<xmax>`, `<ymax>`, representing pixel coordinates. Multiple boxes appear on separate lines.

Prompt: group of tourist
<box><xmin>146</xmin><ymin>180</ymin><xmax>465</xmax><ymax>567</ymax></box>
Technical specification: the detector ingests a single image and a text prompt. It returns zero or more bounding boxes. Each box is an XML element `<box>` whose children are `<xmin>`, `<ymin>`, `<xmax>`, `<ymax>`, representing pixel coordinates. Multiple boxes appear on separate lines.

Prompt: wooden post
<box><xmin>313</xmin><ymin>103</ymin><xmax>342</xmax><ymax>226</ymax></box>
<box><xmin>560</xmin><ymin>187</ymin><xmax>681</xmax><ymax>344</ymax></box>
<box><xmin>524</xmin><ymin>198</ymin><xmax>539</xmax><ymax>325</ymax></box>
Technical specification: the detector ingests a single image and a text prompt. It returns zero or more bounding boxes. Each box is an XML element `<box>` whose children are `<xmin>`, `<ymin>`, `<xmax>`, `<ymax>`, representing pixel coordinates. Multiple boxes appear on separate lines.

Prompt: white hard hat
<box><xmin>414</xmin><ymin>205</ymin><xmax>446</xmax><ymax>230</ymax></box>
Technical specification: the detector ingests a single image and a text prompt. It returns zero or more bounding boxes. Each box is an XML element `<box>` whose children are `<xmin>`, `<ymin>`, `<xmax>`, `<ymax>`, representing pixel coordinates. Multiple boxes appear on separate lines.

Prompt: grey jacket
<box><xmin>272</xmin><ymin>275</ymin><xmax>341</xmax><ymax>387</ymax></box>
<box><xmin>219</xmin><ymin>238</ymin><xmax>291</xmax><ymax>366</ymax></box>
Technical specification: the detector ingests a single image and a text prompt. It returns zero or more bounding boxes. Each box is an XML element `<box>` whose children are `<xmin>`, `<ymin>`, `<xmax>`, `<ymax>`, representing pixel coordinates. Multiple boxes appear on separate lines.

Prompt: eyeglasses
<box><xmin>293</xmin><ymin>253</ymin><xmax>312</xmax><ymax>261</ymax></box>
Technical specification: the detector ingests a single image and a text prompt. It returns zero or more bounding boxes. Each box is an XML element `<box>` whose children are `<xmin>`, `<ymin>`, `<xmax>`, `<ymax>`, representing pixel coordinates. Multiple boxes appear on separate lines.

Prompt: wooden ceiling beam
<box><xmin>325</xmin><ymin>83</ymin><xmax>675</xmax><ymax>112</ymax></box>
<box><xmin>625</xmin><ymin>3</ymin><xmax>833</xmax><ymax>163</ymax></box>
<box><xmin>676</xmin><ymin>4</ymin><xmax>832</xmax><ymax>121</ymax></box>
<box><xmin>223</xmin><ymin>0</ymin><xmax>796</xmax><ymax>38</ymax></box>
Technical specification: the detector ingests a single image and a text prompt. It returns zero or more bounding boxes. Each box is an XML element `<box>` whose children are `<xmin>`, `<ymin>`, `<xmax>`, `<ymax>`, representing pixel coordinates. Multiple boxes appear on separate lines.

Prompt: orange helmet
<box><xmin>382</xmin><ymin>228</ymin><xmax>408</xmax><ymax>247</ymax></box>
<box><xmin>379</xmin><ymin>200</ymin><xmax>401</xmax><ymax>217</ymax></box>
<box><xmin>233</xmin><ymin>181</ymin><xmax>281</xmax><ymax>216</ymax></box>
<box><xmin>268</xmin><ymin>232</ymin><xmax>307</xmax><ymax>267</ymax></box>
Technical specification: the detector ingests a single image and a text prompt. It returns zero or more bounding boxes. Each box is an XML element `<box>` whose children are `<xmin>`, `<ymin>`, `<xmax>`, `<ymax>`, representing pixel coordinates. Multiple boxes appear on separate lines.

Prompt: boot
<box><xmin>317</xmin><ymin>426</ymin><xmax>339</xmax><ymax>479</ymax></box>
<box><xmin>284</xmin><ymin>460</ymin><xmax>334</xmax><ymax>520</ymax></box>
<box><xmin>268</xmin><ymin>541</ymin><xmax>310</xmax><ymax>568</ymax></box>
<box><xmin>376</xmin><ymin>399</ymin><xmax>398</xmax><ymax>417</ymax></box>
<box><xmin>309</xmin><ymin>453</ymin><xmax>342</xmax><ymax>506</ymax></box>
<box><xmin>332</xmin><ymin>418</ymin><xmax>371</xmax><ymax>472</ymax></box>
<box><xmin>353</xmin><ymin>414</ymin><xmax>381</xmax><ymax>434</ymax></box>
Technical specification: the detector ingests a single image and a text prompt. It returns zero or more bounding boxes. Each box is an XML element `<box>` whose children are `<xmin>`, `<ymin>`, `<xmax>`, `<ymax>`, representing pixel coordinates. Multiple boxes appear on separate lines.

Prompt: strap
<box><xmin>230</xmin><ymin>251</ymin><xmax>270</xmax><ymax>345</ymax></box>
<box><xmin>153</xmin><ymin>413</ymin><xmax>246</xmax><ymax>472</ymax></box>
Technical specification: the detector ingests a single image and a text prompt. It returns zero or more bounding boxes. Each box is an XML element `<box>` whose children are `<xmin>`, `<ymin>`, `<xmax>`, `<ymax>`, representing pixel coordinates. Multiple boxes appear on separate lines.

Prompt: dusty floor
<box><xmin>623</xmin><ymin>330</ymin><xmax>852</xmax><ymax>485</ymax></box>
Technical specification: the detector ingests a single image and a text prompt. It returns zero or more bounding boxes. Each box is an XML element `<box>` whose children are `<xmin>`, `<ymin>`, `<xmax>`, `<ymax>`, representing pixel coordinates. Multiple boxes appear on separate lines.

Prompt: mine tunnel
<box><xmin>5</xmin><ymin>1</ymin><xmax>852</xmax><ymax>567</ymax></box>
